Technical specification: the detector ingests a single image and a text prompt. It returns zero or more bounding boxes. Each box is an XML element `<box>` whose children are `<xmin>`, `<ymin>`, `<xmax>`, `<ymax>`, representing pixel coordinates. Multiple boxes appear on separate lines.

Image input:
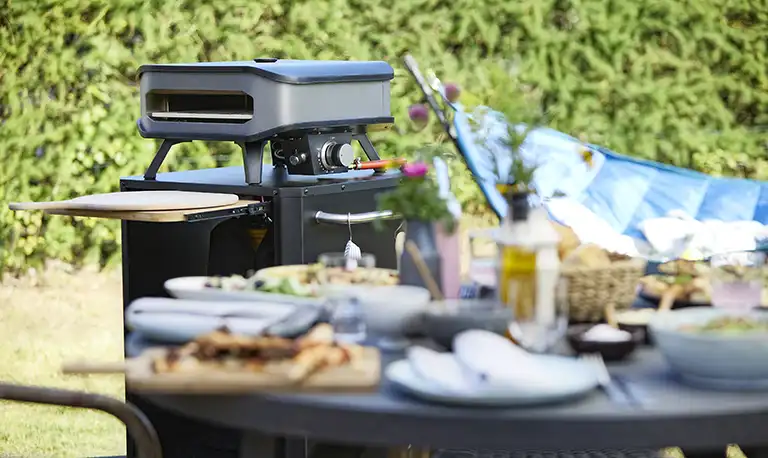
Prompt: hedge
<box><xmin>1</xmin><ymin>0</ymin><xmax>767</xmax><ymax>272</ymax></box>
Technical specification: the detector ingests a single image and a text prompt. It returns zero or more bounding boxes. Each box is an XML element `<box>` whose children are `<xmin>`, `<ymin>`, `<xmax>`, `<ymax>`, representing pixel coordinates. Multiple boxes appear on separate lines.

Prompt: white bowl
<box><xmin>649</xmin><ymin>307</ymin><xmax>768</xmax><ymax>381</ymax></box>
<box><xmin>357</xmin><ymin>285</ymin><xmax>431</xmax><ymax>339</ymax></box>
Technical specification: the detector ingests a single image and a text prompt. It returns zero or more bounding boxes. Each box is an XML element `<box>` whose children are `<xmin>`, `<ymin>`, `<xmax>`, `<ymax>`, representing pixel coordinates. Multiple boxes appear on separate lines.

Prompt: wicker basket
<box><xmin>561</xmin><ymin>258</ymin><xmax>648</xmax><ymax>323</ymax></box>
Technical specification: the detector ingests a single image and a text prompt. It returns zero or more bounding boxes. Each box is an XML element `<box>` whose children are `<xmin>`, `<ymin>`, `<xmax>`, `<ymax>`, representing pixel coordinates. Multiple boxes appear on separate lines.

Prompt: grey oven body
<box><xmin>136</xmin><ymin>59</ymin><xmax>395</xmax><ymax>185</ymax></box>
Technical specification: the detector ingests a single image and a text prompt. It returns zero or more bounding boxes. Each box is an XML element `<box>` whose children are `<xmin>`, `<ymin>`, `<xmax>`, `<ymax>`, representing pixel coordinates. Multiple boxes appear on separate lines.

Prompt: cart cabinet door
<box><xmin>274</xmin><ymin>189</ymin><xmax>400</xmax><ymax>268</ymax></box>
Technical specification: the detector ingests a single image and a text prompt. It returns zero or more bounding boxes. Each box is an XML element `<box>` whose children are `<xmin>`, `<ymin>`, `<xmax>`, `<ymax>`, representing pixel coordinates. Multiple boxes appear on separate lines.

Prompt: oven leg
<box><xmin>144</xmin><ymin>139</ymin><xmax>183</xmax><ymax>180</ymax></box>
<box><xmin>239</xmin><ymin>140</ymin><xmax>268</xmax><ymax>185</ymax></box>
<box><xmin>353</xmin><ymin>134</ymin><xmax>381</xmax><ymax>161</ymax></box>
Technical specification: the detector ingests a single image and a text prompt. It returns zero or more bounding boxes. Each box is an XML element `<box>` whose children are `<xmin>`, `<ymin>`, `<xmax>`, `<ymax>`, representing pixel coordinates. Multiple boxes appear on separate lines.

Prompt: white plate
<box><xmin>125</xmin><ymin>297</ymin><xmax>299</xmax><ymax>343</ymax></box>
<box><xmin>386</xmin><ymin>355</ymin><xmax>598</xmax><ymax>406</ymax></box>
<box><xmin>164</xmin><ymin>276</ymin><xmax>325</xmax><ymax>307</ymax></box>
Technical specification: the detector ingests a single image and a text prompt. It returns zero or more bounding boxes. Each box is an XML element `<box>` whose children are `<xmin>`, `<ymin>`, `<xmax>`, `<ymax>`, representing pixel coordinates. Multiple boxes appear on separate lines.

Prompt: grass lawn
<box><xmin>0</xmin><ymin>264</ymin><xmax>126</xmax><ymax>457</ymax></box>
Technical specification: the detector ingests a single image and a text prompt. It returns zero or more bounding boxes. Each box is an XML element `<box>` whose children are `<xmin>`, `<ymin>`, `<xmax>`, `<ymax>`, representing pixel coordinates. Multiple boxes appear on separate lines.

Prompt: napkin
<box><xmin>125</xmin><ymin>297</ymin><xmax>297</xmax><ymax>340</ymax></box>
<box><xmin>452</xmin><ymin>330</ymin><xmax>562</xmax><ymax>392</ymax></box>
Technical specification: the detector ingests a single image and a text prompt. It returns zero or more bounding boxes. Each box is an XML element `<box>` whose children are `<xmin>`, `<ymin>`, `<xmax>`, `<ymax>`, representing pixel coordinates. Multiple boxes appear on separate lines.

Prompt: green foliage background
<box><xmin>1</xmin><ymin>0</ymin><xmax>767</xmax><ymax>272</ymax></box>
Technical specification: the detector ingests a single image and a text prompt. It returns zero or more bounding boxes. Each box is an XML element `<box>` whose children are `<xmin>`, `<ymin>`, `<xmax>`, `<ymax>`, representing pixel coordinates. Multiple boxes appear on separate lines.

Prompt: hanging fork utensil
<box><xmin>344</xmin><ymin>213</ymin><xmax>362</xmax><ymax>269</ymax></box>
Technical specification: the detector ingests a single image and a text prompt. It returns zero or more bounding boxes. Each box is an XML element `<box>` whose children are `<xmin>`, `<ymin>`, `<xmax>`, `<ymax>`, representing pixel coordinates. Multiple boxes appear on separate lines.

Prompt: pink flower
<box><xmin>401</xmin><ymin>161</ymin><xmax>428</xmax><ymax>178</ymax></box>
<box><xmin>408</xmin><ymin>104</ymin><xmax>429</xmax><ymax>129</ymax></box>
<box><xmin>444</xmin><ymin>83</ymin><xmax>461</xmax><ymax>103</ymax></box>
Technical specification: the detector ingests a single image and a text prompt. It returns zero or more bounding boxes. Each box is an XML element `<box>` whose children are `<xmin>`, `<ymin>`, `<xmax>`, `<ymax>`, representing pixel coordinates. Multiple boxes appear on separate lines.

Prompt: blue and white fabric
<box><xmin>452</xmin><ymin>106</ymin><xmax>768</xmax><ymax>259</ymax></box>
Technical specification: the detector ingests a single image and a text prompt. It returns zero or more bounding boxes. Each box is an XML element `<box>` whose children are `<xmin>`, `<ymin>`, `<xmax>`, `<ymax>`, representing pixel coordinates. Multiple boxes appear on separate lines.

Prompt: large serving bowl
<box><xmin>357</xmin><ymin>285</ymin><xmax>431</xmax><ymax>350</ymax></box>
<box><xmin>649</xmin><ymin>307</ymin><xmax>768</xmax><ymax>381</ymax></box>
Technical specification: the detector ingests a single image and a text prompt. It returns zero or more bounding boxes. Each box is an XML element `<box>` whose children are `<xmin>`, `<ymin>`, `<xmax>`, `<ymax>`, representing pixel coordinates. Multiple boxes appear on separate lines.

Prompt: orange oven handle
<box><xmin>353</xmin><ymin>158</ymin><xmax>407</xmax><ymax>170</ymax></box>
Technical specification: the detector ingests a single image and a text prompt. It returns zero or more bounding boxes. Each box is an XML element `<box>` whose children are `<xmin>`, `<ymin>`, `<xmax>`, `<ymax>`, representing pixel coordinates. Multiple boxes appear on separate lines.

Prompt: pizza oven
<box><xmin>120</xmin><ymin>57</ymin><xmax>404</xmax><ymax>458</ymax></box>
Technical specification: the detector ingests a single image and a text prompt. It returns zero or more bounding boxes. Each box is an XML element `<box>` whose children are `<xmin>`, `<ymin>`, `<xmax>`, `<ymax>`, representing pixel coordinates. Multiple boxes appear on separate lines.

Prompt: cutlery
<box><xmin>265</xmin><ymin>307</ymin><xmax>322</xmax><ymax>338</ymax></box>
<box><xmin>614</xmin><ymin>375</ymin><xmax>651</xmax><ymax>407</ymax></box>
<box><xmin>580</xmin><ymin>353</ymin><xmax>642</xmax><ymax>408</ymax></box>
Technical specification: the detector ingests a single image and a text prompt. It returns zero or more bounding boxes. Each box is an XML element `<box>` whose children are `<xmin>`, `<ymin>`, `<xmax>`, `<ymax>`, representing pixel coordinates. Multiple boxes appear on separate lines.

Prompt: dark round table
<box><xmin>127</xmin><ymin>334</ymin><xmax>768</xmax><ymax>458</ymax></box>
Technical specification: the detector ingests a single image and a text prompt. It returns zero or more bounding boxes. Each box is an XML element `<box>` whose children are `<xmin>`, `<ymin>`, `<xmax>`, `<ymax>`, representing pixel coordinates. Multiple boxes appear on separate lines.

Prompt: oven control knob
<box><xmin>289</xmin><ymin>152</ymin><xmax>307</xmax><ymax>166</ymax></box>
<box><xmin>320</xmin><ymin>142</ymin><xmax>354</xmax><ymax>169</ymax></box>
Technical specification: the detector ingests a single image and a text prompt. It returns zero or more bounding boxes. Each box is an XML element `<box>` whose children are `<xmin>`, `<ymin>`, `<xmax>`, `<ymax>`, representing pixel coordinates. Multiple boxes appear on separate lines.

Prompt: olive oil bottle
<box><xmin>496</xmin><ymin>191</ymin><xmax>538</xmax><ymax>321</ymax></box>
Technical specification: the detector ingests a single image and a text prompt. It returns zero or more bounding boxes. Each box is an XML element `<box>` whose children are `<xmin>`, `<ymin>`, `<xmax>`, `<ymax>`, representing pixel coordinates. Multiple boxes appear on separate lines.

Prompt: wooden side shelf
<box><xmin>44</xmin><ymin>200</ymin><xmax>265</xmax><ymax>223</ymax></box>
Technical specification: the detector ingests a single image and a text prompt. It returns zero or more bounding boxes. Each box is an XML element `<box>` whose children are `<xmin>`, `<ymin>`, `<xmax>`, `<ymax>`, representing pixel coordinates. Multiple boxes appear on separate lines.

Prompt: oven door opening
<box><xmin>147</xmin><ymin>90</ymin><xmax>254</xmax><ymax>124</ymax></box>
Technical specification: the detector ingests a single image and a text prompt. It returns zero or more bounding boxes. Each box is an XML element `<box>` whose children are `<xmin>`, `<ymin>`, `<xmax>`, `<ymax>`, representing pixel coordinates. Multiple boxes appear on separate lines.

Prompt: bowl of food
<box><xmin>649</xmin><ymin>307</ymin><xmax>768</xmax><ymax>382</ymax></box>
<box><xmin>422</xmin><ymin>300</ymin><xmax>513</xmax><ymax>350</ymax></box>
<box><xmin>615</xmin><ymin>308</ymin><xmax>658</xmax><ymax>345</ymax></box>
<box><xmin>254</xmin><ymin>263</ymin><xmax>399</xmax><ymax>298</ymax></box>
<box><xmin>357</xmin><ymin>285</ymin><xmax>431</xmax><ymax>350</ymax></box>
<box><xmin>566</xmin><ymin>324</ymin><xmax>639</xmax><ymax>361</ymax></box>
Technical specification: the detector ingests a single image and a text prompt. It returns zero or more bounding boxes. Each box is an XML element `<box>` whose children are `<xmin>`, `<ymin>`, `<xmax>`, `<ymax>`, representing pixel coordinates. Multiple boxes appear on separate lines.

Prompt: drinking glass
<box><xmin>505</xmin><ymin>277</ymin><xmax>569</xmax><ymax>353</ymax></box>
<box><xmin>327</xmin><ymin>295</ymin><xmax>367</xmax><ymax>344</ymax></box>
<box><xmin>317</xmin><ymin>252</ymin><xmax>374</xmax><ymax>344</ymax></box>
<box><xmin>710</xmin><ymin>251</ymin><xmax>766</xmax><ymax>312</ymax></box>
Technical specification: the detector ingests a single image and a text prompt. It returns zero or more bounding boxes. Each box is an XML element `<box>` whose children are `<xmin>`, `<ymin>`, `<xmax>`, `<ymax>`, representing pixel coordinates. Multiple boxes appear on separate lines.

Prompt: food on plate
<box><xmin>256</xmin><ymin>263</ymin><xmax>398</xmax><ymax>287</ymax></box>
<box><xmin>678</xmin><ymin>316</ymin><xmax>768</xmax><ymax>334</ymax></box>
<box><xmin>152</xmin><ymin>323</ymin><xmax>365</xmax><ymax>382</ymax></box>
<box><xmin>202</xmin><ymin>264</ymin><xmax>398</xmax><ymax>299</ymax></box>
<box><xmin>644</xmin><ymin>257</ymin><xmax>768</xmax><ymax>308</ymax></box>
<box><xmin>204</xmin><ymin>273</ymin><xmax>315</xmax><ymax>297</ymax></box>
<box><xmin>307</xmin><ymin>264</ymin><xmax>398</xmax><ymax>285</ymax></box>
<box><xmin>638</xmin><ymin>274</ymin><xmax>711</xmax><ymax>305</ymax></box>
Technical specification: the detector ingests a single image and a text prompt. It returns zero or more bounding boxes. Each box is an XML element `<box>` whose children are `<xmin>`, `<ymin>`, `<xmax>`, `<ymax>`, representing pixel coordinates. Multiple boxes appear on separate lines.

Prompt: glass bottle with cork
<box><xmin>496</xmin><ymin>184</ymin><xmax>537</xmax><ymax>320</ymax></box>
<box><xmin>495</xmin><ymin>184</ymin><xmax>562</xmax><ymax>352</ymax></box>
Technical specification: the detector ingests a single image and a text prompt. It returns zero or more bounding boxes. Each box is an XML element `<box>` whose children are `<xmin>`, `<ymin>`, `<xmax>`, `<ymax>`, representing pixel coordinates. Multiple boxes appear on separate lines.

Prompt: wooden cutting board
<box><xmin>40</xmin><ymin>200</ymin><xmax>261</xmax><ymax>223</ymax></box>
<box><xmin>9</xmin><ymin>191</ymin><xmax>239</xmax><ymax>212</ymax></box>
<box><xmin>63</xmin><ymin>347</ymin><xmax>381</xmax><ymax>394</ymax></box>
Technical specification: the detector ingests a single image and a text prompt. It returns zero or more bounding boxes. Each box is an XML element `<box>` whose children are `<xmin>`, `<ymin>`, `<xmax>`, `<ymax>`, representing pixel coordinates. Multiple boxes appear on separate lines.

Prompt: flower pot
<box><xmin>399</xmin><ymin>220</ymin><xmax>443</xmax><ymax>298</ymax></box>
